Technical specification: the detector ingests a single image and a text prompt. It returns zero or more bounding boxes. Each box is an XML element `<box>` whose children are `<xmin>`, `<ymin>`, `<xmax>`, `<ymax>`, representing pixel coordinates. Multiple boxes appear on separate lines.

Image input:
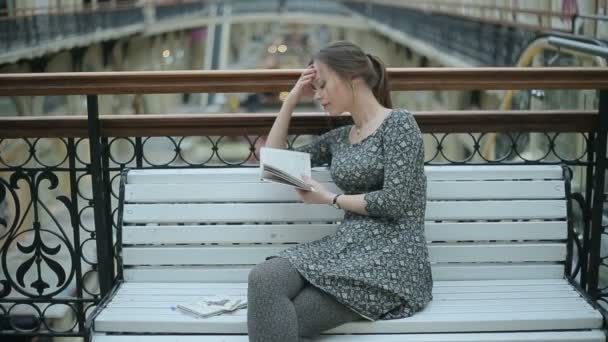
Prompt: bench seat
<box><xmin>89</xmin><ymin>165</ymin><xmax>606</xmax><ymax>341</ymax></box>
<box><xmin>94</xmin><ymin>279</ymin><xmax>602</xmax><ymax>336</ymax></box>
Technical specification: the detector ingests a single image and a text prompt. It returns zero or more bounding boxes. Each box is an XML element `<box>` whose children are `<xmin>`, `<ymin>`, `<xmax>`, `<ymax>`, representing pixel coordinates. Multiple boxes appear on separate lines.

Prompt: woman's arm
<box><xmin>264</xmin><ymin>96</ymin><xmax>297</xmax><ymax>149</ymax></box>
<box><xmin>265</xmin><ymin>66</ymin><xmax>316</xmax><ymax>149</ymax></box>
<box><xmin>363</xmin><ymin>112</ymin><xmax>425</xmax><ymax>220</ymax></box>
<box><xmin>336</xmin><ymin>194</ymin><xmax>368</xmax><ymax>216</ymax></box>
<box><xmin>297</xmin><ymin>177</ymin><xmax>369</xmax><ymax>216</ymax></box>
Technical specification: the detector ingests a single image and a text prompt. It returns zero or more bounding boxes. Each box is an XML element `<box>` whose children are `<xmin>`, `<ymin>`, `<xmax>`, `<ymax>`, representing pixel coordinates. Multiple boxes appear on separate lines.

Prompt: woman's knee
<box><xmin>248</xmin><ymin>259</ymin><xmax>274</xmax><ymax>293</ymax></box>
<box><xmin>294</xmin><ymin>286</ymin><xmax>363</xmax><ymax>338</ymax></box>
<box><xmin>247</xmin><ymin>257</ymin><xmax>302</xmax><ymax>295</ymax></box>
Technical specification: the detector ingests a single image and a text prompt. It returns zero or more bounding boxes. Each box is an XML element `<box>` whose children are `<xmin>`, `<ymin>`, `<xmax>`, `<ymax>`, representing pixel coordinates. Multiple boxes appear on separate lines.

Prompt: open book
<box><xmin>176</xmin><ymin>296</ymin><xmax>247</xmax><ymax>319</ymax></box>
<box><xmin>259</xmin><ymin>147</ymin><xmax>313</xmax><ymax>191</ymax></box>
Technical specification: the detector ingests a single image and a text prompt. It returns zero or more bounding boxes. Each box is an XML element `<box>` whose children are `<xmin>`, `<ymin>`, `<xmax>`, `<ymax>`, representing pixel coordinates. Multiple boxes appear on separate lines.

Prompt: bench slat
<box><xmin>112</xmin><ymin>290</ymin><xmax>579</xmax><ymax>302</ymax></box>
<box><xmin>121</xmin><ymin>243</ymin><xmax>566</xmax><ymax>265</ymax></box>
<box><xmin>123</xmin><ymin>200</ymin><xmax>565</xmax><ymax>223</ymax></box>
<box><xmin>101</xmin><ymin>301</ymin><xmax>592</xmax><ymax>316</ymax></box>
<box><xmin>120</xmin><ymin>278</ymin><xmax>570</xmax><ymax>288</ymax></box>
<box><xmin>123</xmin><ymin>263</ymin><xmax>565</xmax><ymax>282</ymax></box>
<box><xmin>125</xmin><ymin>180</ymin><xmax>565</xmax><ymax>203</ymax></box>
<box><xmin>106</xmin><ymin>298</ymin><xmax>586</xmax><ymax>309</ymax></box>
<box><xmin>423</xmin><ymin>165</ymin><xmax>564</xmax><ymax>181</ymax></box>
<box><xmin>91</xmin><ymin>330</ymin><xmax>607</xmax><ymax>342</ymax></box>
<box><xmin>114</xmin><ymin>284</ymin><xmax>575</xmax><ymax>296</ymax></box>
<box><xmin>122</xmin><ymin>221</ymin><xmax>567</xmax><ymax>244</ymax></box>
<box><xmin>94</xmin><ymin>310</ymin><xmax>602</xmax><ymax>334</ymax></box>
<box><xmin>125</xmin><ymin>165</ymin><xmax>564</xmax><ymax>184</ymax></box>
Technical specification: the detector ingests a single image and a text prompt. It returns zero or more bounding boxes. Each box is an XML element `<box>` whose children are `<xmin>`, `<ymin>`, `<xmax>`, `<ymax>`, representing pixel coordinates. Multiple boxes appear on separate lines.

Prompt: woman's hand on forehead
<box><xmin>311</xmin><ymin>71</ymin><xmax>323</xmax><ymax>89</ymax></box>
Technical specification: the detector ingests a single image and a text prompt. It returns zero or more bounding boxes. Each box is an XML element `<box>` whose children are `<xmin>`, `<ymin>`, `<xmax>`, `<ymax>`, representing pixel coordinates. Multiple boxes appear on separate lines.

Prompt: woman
<box><xmin>247</xmin><ymin>40</ymin><xmax>433</xmax><ymax>341</ymax></box>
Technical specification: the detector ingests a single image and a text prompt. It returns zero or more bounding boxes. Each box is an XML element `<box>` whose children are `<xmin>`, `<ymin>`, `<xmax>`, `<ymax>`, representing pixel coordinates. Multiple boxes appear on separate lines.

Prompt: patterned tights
<box><xmin>247</xmin><ymin>257</ymin><xmax>364</xmax><ymax>341</ymax></box>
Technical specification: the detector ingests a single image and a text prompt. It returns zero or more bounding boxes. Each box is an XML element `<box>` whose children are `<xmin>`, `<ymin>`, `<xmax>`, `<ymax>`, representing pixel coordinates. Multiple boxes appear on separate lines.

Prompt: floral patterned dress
<box><xmin>265</xmin><ymin>109</ymin><xmax>433</xmax><ymax>321</ymax></box>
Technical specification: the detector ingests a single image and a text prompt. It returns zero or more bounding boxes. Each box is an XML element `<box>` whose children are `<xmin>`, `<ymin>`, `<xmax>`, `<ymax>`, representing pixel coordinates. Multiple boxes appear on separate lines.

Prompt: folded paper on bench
<box><xmin>176</xmin><ymin>296</ymin><xmax>247</xmax><ymax>319</ymax></box>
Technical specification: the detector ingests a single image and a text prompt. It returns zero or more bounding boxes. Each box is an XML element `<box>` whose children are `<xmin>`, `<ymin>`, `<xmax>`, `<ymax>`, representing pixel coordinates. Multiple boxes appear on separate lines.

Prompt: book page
<box><xmin>260</xmin><ymin>147</ymin><xmax>312</xmax><ymax>190</ymax></box>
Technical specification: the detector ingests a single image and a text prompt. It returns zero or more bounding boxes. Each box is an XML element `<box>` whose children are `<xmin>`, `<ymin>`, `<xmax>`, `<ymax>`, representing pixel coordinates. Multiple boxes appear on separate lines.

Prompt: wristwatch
<box><xmin>332</xmin><ymin>194</ymin><xmax>342</xmax><ymax>209</ymax></box>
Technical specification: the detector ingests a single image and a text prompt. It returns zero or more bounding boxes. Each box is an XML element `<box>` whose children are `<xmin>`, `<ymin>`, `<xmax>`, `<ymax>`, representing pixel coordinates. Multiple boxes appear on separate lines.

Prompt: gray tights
<box><xmin>247</xmin><ymin>257</ymin><xmax>364</xmax><ymax>342</ymax></box>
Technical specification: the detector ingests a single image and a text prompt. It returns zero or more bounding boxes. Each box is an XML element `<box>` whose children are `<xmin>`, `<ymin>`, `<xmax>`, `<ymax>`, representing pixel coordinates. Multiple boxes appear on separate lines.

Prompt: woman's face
<box><xmin>312</xmin><ymin>61</ymin><xmax>353</xmax><ymax>116</ymax></box>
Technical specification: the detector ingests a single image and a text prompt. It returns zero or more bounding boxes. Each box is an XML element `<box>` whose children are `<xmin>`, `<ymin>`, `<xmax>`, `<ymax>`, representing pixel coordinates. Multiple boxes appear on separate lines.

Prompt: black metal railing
<box><xmin>3</xmin><ymin>0</ymin><xmax>576</xmax><ymax>68</ymax></box>
<box><xmin>345</xmin><ymin>2</ymin><xmax>541</xmax><ymax>66</ymax></box>
<box><xmin>0</xmin><ymin>0</ymin><xmax>213</xmax><ymax>58</ymax></box>
<box><xmin>155</xmin><ymin>1</ymin><xmax>210</xmax><ymax>21</ymax></box>
<box><xmin>0</xmin><ymin>5</ymin><xmax>143</xmax><ymax>54</ymax></box>
<box><xmin>0</xmin><ymin>68</ymin><xmax>606</xmax><ymax>338</ymax></box>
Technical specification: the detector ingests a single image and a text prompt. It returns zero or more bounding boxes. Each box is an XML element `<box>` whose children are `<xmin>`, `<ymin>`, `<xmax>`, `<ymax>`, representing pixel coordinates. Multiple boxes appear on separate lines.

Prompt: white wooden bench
<box><xmin>88</xmin><ymin>165</ymin><xmax>606</xmax><ymax>342</ymax></box>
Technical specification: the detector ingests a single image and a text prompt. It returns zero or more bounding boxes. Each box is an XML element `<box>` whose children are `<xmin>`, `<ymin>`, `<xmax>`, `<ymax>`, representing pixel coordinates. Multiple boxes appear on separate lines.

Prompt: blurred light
<box><xmin>267</xmin><ymin>45</ymin><xmax>277</xmax><ymax>54</ymax></box>
<box><xmin>277</xmin><ymin>44</ymin><xmax>287</xmax><ymax>53</ymax></box>
<box><xmin>162</xmin><ymin>49</ymin><xmax>171</xmax><ymax>58</ymax></box>
<box><xmin>279</xmin><ymin>92</ymin><xmax>289</xmax><ymax>101</ymax></box>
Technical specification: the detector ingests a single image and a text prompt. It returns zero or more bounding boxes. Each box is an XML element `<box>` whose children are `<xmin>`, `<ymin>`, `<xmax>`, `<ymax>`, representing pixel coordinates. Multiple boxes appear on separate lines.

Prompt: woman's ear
<box><xmin>351</xmin><ymin>77</ymin><xmax>365</xmax><ymax>87</ymax></box>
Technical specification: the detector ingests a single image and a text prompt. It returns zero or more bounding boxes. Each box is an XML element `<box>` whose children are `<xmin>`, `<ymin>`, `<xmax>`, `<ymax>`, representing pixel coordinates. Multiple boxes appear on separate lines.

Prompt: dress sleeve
<box><xmin>363</xmin><ymin>111</ymin><xmax>425</xmax><ymax>220</ymax></box>
<box><xmin>290</xmin><ymin>128</ymin><xmax>339</xmax><ymax>167</ymax></box>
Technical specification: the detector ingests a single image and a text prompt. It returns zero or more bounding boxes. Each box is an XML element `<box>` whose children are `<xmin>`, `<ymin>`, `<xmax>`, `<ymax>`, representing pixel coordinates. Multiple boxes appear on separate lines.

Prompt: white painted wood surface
<box><xmin>121</xmin><ymin>243</ymin><xmax>566</xmax><ymax>265</ymax></box>
<box><xmin>125</xmin><ymin>180</ymin><xmax>565</xmax><ymax>203</ymax></box>
<box><xmin>125</xmin><ymin>165</ymin><xmax>565</xmax><ymax>184</ymax></box>
<box><xmin>93</xmin><ymin>279</ymin><xmax>602</xmax><ymax>334</ymax></box>
<box><xmin>92</xmin><ymin>165</ymin><xmax>602</xmax><ymax>340</ymax></box>
<box><xmin>122</xmin><ymin>221</ymin><xmax>567</xmax><ymax>244</ymax></box>
<box><xmin>123</xmin><ymin>200</ymin><xmax>565</xmax><ymax>223</ymax></box>
<box><xmin>123</xmin><ymin>263</ymin><xmax>566</xmax><ymax>282</ymax></box>
<box><xmin>92</xmin><ymin>330</ymin><xmax>607</xmax><ymax>342</ymax></box>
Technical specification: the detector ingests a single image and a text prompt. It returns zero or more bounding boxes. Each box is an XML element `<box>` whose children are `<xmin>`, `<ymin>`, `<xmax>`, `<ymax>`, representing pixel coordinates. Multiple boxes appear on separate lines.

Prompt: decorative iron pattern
<box><xmin>0</xmin><ymin>137</ymin><xmax>98</xmax><ymax>337</ymax></box>
<box><xmin>0</xmin><ymin>125</ymin><xmax>599</xmax><ymax>337</ymax></box>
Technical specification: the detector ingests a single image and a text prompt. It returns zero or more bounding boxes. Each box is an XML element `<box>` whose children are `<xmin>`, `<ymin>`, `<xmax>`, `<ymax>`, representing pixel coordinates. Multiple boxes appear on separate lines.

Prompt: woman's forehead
<box><xmin>313</xmin><ymin>61</ymin><xmax>330</xmax><ymax>77</ymax></box>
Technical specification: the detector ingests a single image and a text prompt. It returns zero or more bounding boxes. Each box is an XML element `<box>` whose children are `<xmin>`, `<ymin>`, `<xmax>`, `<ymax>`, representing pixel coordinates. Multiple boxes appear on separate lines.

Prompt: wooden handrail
<box><xmin>1</xmin><ymin>68</ymin><xmax>607</xmax><ymax>96</ymax></box>
<box><xmin>0</xmin><ymin>110</ymin><xmax>596</xmax><ymax>138</ymax></box>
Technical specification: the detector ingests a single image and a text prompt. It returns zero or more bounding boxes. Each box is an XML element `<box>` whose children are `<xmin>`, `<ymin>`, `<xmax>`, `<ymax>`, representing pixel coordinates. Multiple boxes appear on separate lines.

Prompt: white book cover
<box><xmin>176</xmin><ymin>296</ymin><xmax>247</xmax><ymax>319</ymax></box>
<box><xmin>259</xmin><ymin>147</ymin><xmax>313</xmax><ymax>191</ymax></box>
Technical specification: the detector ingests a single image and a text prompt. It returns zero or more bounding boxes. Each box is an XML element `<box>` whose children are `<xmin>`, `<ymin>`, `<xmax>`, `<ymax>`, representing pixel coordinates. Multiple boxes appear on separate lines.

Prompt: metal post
<box><xmin>564</xmin><ymin>165</ymin><xmax>574</xmax><ymax>278</ymax></box>
<box><xmin>67</xmin><ymin>138</ymin><xmax>86</xmax><ymax>332</ymax></box>
<box><xmin>86</xmin><ymin>95</ymin><xmax>114</xmax><ymax>296</ymax></box>
<box><xmin>581</xmin><ymin>132</ymin><xmax>596</xmax><ymax>289</ymax></box>
<box><xmin>588</xmin><ymin>89</ymin><xmax>608</xmax><ymax>299</ymax></box>
<box><xmin>135</xmin><ymin>137</ymin><xmax>143</xmax><ymax>168</ymax></box>
<box><xmin>206</xmin><ymin>3</ymin><xmax>223</xmax><ymax>107</ymax></box>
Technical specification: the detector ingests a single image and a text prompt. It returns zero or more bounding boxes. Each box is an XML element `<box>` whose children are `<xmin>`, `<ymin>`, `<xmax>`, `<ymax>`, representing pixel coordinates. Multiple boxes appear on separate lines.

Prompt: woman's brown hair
<box><xmin>310</xmin><ymin>40</ymin><xmax>392</xmax><ymax>108</ymax></box>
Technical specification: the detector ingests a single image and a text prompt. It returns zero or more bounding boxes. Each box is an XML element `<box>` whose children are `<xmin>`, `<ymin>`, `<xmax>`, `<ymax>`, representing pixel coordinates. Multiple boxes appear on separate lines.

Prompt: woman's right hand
<box><xmin>288</xmin><ymin>65</ymin><xmax>316</xmax><ymax>103</ymax></box>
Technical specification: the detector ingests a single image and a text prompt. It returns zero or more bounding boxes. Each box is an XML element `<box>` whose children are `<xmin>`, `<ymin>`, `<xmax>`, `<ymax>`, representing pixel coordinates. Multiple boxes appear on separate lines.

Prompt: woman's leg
<box><xmin>247</xmin><ymin>257</ymin><xmax>308</xmax><ymax>342</ymax></box>
<box><xmin>293</xmin><ymin>285</ymin><xmax>365</xmax><ymax>339</ymax></box>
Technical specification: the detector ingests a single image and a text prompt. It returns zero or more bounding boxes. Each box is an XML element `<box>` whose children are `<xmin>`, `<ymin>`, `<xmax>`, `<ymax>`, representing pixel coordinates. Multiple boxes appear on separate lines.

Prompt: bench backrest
<box><xmin>117</xmin><ymin>165</ymin><xmax>569</xmax><ymax>283</ymax></box>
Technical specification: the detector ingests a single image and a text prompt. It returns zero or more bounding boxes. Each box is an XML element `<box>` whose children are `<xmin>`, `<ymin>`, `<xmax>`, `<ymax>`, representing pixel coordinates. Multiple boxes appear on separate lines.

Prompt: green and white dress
<box><xmin>266</xmin><ymin>109</ymin><xmax>433</xmax><ymax>321</ymax></box>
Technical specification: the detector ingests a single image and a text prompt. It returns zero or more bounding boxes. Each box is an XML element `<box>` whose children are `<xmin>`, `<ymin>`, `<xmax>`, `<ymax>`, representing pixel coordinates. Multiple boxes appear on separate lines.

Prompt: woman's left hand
<box><xmin>295</xmin><ymin>175</ymin><xmax>334</xmax><ymax>205</ymax></box>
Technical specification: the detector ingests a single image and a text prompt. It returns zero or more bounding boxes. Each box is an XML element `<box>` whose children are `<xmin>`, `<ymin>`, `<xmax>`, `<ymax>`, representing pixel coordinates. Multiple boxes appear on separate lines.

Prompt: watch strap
<box><xmin>332</xmin><ymin>194</ymin><xmax>342</xmax><ymax>209</ymax></box>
